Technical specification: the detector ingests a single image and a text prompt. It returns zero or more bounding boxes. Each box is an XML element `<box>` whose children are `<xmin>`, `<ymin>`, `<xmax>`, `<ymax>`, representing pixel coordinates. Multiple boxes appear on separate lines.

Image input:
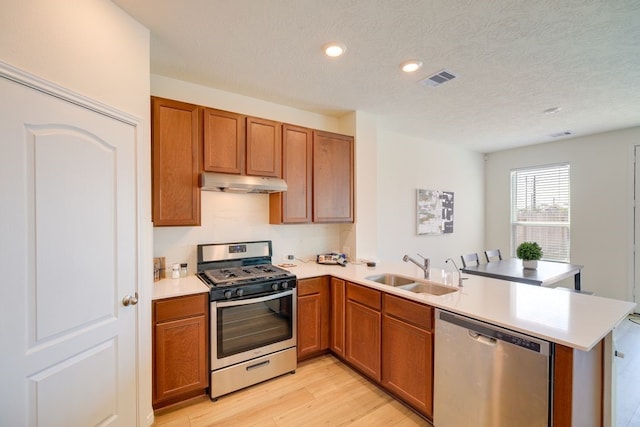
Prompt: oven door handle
<box><xmin>215</xmin><ymin>289</ymin><xmax>294</xmax><ymax>307</ymax></box>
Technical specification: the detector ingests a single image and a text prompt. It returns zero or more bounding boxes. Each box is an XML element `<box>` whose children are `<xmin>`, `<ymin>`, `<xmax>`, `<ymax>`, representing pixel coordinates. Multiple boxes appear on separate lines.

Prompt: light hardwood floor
<box><xmin>152</xmin><ymin>354</ymin><xmax>431</xmax><ymax>427</ymax></box>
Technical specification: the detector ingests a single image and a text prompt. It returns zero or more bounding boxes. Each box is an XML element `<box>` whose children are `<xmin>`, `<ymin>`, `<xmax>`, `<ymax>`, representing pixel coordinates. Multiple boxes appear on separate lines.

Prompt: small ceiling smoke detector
<box><xmin>323</xmin><ymin>41</ymin><xmax>346</xmax><ymax>57</ymax></box>
<box><xmin>549</xmin><ymin>131</ymin><xmax>573</xmax><ymax>138</ymax></box>
<box><xmin>400</xmin><ymin>60</ymin><xmax>423</xmax><ymax>73</ymax></box>
<box><xmin>419</xmin><ymin>69</ymin><xmax>458</xmax><ymax>87</ymax></box>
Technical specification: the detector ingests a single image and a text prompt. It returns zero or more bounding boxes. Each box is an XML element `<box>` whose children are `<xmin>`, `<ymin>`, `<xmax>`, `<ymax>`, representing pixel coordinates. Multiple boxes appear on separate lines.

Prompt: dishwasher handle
<box><xmin>438</xmin><ymin>310</ymin><xmax>550</xmax><ymax>356</ymax></box>
<box><xmin>469</xmin><ymin>330</ymin><xmax>497</xmax><ymax>346</ymax></box>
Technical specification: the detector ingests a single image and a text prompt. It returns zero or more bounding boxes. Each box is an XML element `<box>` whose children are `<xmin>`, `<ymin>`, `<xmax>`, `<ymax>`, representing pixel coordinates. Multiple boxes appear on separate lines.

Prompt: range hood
<box><xmin>200</xmin><ymin>172</ymin><xmax>287</xmax><ymax>194</ymax></box>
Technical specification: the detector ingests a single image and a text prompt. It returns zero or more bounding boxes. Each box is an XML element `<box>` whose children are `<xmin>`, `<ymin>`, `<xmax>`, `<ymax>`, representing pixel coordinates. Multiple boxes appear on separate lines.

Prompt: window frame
<box><xmin>510</xmin><ymin>162</ymin><xmax>571</xmax><ymax>262</ymax></box>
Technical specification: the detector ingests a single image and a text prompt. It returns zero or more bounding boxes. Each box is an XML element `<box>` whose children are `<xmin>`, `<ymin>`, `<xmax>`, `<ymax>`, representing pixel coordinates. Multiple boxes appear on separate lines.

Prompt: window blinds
<box><xmin>511</xmin><ymin>163</ymin><xmax>570</xmax><ymax>262</ymax></box>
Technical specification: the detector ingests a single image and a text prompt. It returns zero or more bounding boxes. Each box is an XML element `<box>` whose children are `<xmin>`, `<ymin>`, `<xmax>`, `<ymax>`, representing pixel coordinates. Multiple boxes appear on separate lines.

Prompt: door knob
<box><xmin>122</xmin><ymin>292</ymin><xmax>139</xmax><ymax>306</ymax></box>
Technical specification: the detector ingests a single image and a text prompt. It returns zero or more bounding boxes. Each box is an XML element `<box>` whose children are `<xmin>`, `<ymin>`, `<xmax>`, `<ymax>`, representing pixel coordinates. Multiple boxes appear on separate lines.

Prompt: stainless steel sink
<box><xmin>365</xmin><ymin>273</ymin><xmax>416</xmax><ymax>287</ymax></box>
<box><xmin>396</xmin><ymin>282</ymin><xmax>458</xmax><ymax>295</ymax></box>
<box><xmin>365</xmin><ymin>273</ymin><xmax>458</xmax><ymax>296</ymax></box>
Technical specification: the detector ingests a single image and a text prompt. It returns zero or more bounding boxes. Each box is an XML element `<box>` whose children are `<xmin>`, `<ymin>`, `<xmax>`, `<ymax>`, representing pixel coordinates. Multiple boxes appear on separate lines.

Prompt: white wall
<box><xmin>1</xmin><ymin>1</ymin><xmax>152</xmax><ymax>425</ymax></box>
<box><xmin>0</xmin><ymin>0</ymin><xmax>149</xmax><ymax>116</ymax></box>
<box><xmin>376</xmin><ymin>130</ymin><xmax>485</xmax><ymax>269</ymax></box>
<box><xmin>486</xmin><ymin>127</ymin><xmax>640</xmax><ymax>300</ymax></box>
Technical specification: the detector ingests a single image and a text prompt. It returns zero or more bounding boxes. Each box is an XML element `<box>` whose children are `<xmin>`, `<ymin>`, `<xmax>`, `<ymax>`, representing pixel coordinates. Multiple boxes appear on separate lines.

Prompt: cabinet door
<box><xmin>151</xmin><ymin>97</ymin><xmax>201</xmax><ymax>226</ymax></box>
<box><xmin>382</xmin><ymin>315</ymin><xmax>433</xmax><ymax>417</ymax></box>
<box><xmin>203</xmin><ymin>107</ymin><xmax>245</xmax><ymax>174</ymax></box>
<box><xmin>153</xmin><ymin>294</ymin><xmax>208</xmax><ymax>408</ymax></box>
<box><xmin>269</xmin><ymin>124</ymin><xmax>312</xmax><ymax>224</ymax></box>
<box><xmin>330</xmin><ymin>277</ymin><xmax>345</xmax><ymax>357</ymax></box>
<box><xmin>297</xmin><ymin>277</ymin><xmax>329</xmax><ymax>360</ymax></box>
<box><xmin>313</xmin><ymin>130</ymin><xmax>354</xmax><ymax>223</ymax></box>
<box><xmin>154</xmin><ymin>314</ymin><xmax>208</xmax><ymax>405</ymax></box>
<box><xmin>246</xmin><ymin>117</ymin><xmax>281</xmax><ymax>177</ymax></box>
<box><xmin>345</xmin><ymin>284</ymin><xmax>381</xmax><ymax>381</ymax></box>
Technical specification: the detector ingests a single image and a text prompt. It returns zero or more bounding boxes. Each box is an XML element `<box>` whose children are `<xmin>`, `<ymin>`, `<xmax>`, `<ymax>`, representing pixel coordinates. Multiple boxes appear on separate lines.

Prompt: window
<box><xmin>511</xmin><ymin>163</ymin><xmax>570</xmax><ymax>262</ymax></box>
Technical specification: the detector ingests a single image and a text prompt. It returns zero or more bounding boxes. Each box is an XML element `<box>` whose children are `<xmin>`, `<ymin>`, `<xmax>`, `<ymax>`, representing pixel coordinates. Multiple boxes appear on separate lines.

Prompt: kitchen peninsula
<box><xmin>290</xmin><ymin>261</ymin><xmax>630</xmax><ymax>351</ymax></box>
<box><xmin>153</xmin><ymin>261</ymin><xmax>635</xmax><ymax>425</ymax></box>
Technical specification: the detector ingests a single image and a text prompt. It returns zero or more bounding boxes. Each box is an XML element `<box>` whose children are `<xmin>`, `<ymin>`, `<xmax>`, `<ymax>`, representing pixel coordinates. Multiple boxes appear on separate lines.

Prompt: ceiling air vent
<box><xmin>549</xmin><ymin>131</ymin><xmax>573</xmax><ymax>138</ymax></box>
<box><xmin>419</xmin><ymin>69</ymin><xmax>458</xmax><ymax>88</ymax></box>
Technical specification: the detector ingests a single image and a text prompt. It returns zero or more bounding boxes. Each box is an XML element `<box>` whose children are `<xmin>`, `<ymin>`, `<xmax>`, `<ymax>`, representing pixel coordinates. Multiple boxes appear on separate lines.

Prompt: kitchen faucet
<box><xmin>403</xmin><ymin>254</ymin><xmax>430</xmax><ymax>279</ymax></box>
<box><xmin>445</xmin><ymin>258</ymin><xmax>466</xmax><ymax>287</ymax></box>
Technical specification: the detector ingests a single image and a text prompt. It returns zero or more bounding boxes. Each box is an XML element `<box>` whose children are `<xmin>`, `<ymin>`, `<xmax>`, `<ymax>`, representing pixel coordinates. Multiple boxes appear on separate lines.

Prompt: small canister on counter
<box><xmin>171</xmin><ymin>263</ymin><xmax>180</xmax><ymax>279</ymax></box>
<box><xmin>180</xmin><ymin>263</ymin><xmax>188</xmax><ymax>278</ymax></box>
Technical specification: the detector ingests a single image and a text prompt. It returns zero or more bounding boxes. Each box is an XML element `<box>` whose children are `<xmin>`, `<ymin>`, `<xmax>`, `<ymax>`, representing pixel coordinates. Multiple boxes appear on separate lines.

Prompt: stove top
<box><xmin>203</xmin><ymin>264</ymin><xmax>293</xmax><ymax>286</ymax></box>
<box><xmin>196</xmin><ymin>241</ymin><xmax>297</xmax><ymax>301</ymax></box>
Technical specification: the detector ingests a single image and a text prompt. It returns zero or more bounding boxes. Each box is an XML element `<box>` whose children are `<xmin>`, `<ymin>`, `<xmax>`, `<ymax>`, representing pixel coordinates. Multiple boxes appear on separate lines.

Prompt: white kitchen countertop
<box><xmin>152</xmin><ymin>275</ymin><xmax>209</xmax><ymax>300</ymax></box>
<box><xmin>281</xmin><ymin>260</ymin><xmax>636</xmax><ymax>351</ymax></box>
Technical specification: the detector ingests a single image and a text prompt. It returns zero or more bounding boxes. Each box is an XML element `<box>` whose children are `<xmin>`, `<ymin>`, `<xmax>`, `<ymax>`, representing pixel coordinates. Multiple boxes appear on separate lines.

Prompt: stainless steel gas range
<box><xmin>196</xmin><ymin>240</ymin><xmax>297</xmax><ymax>399</ymax></box>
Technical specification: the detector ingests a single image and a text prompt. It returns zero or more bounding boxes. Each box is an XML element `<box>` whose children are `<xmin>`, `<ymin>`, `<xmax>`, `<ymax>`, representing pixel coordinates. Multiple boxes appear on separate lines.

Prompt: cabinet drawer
<box><xmin>154</xmin><ymin>294</ymin><xmax>207</xmax><ymax>323</ymax></box>
<box><xmin>383</xmin><ymin>294</ymin><xmax>433</xmax><ymax>331</ymax></box>
<box><xmin>347</xmin><ymin>282</ymin><xmax>381</xmax><ymax>311</ymax></box>
<box><xmin>297</xmin><ymin>277</ymin><xmax>326</xmax><ymax>296</ymax></box>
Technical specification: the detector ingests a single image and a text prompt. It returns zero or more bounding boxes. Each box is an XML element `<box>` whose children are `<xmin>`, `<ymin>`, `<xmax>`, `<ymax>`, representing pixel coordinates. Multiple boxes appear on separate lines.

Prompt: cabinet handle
<box><xmin>122</xmin><ymin>292</ymin><xmax>139</xmax><ymax>306</ymax></box>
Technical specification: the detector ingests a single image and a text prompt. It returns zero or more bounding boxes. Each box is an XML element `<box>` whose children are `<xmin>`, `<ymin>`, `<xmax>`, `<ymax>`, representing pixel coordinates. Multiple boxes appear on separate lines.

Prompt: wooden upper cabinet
<box><xmin>313</xmin><ymin>130</ymin><xmax>354</xmax><ymax>223</ymax></box>
<box><xmin>203</xmin><ymin>110</ymin><xmax>281</xmax><ymax>178</ymax></box>
<box><xmin>270</xmin><ymin>124</ymin><xmax>312</xmax><ymax>224</ymax></box>
<box><xmin>151</xmin><ymin>96</ymin><xmax>201</xmax><ymax>226</ymax></box>
<box><xmin>246</xmin><ymin>117</ymin><xmax>281</xmax><ymax>177</ymax></box>
<box><xmin>202</xmin><ymin>108</ymin><xmax>245</xmax><ymax>174</ymax></box>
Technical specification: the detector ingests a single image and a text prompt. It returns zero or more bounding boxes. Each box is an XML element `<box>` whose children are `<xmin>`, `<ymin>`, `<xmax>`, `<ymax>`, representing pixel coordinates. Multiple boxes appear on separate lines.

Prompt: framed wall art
<box><xmin>416</xmin><ymin>189</ymin><xmax>454</xmax><ymax>235</ymax></box>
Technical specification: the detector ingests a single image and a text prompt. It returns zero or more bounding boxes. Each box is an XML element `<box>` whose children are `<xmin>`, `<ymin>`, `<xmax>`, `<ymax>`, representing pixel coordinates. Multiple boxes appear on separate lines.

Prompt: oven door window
<box><xmin>217</xmin><ymin>292</ymin><xmax>293</xmax><ymax>358</ymax></box>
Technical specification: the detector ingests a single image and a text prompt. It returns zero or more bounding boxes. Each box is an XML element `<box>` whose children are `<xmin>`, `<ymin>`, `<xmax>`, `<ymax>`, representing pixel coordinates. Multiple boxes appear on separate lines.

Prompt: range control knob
<box><xmin>271</xmin><ymin>283</ymin><xmax>279</xmax><ymax>291</ymax></box>
<box><xmin>236</xmin><ymin>288</ymin><xmax>244</xmax><ymax>297</ymax></box>
<box><xmin>224</xmin><ymin>290</ymin><xmax>232</xmax><ymax>299</ymax></box>
<box><xmin>281</xmin><ymin>281</ymin><xmax>289</xmax><ymax>289</ymax></box>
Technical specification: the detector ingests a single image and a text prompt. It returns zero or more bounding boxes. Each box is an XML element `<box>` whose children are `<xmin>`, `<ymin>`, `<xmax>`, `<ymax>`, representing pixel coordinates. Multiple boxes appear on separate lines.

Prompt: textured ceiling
<box><xmin>114</xmin><ymin>0</ymin><xmax>640</xmax><ymax>153</ymax></box>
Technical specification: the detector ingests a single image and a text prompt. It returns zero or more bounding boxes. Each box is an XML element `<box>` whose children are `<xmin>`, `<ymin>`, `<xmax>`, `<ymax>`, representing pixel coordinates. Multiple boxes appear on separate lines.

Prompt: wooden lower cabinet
<box><xmin>345</xmin><ymin>282</ymin><xmax>381</xmax><ymax>381</ymax></box>
<box><xmin>382</xmin><ymin>294</ymin><xmax>434</xmax><ymax>418</ymax></box>
<box><xmin>330</xmin><ymin>277</ymin><xmax>346</xmax><ymax>357</ymax></box>
<box><xmin>553</xmin><ymin>340</ymin><xmax>603</xmax><ymax>426</ymax></box>
<box><xmin>153</xmin><ymin>293</ymin><xmax>209</xmax><ymax>409</ymax></box>
<box><xmin>296</xmin><ymin>277</ymin><xmax>330</xmax><ymax>361</ymax></box>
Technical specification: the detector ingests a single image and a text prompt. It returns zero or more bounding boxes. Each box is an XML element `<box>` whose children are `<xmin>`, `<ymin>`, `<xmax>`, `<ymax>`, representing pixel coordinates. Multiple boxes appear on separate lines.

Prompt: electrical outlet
<box><xmin>286</xmin><ymin>254</ymin><xmax>295</xmax><ymax>260</ymax></box>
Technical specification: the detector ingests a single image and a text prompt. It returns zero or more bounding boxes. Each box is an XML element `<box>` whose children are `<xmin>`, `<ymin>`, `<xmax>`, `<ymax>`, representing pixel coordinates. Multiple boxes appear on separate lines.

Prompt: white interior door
<box><xmin>0</xmin><ymin>75</ymin><xmax>138</xmax><ymax>425</ymax></box>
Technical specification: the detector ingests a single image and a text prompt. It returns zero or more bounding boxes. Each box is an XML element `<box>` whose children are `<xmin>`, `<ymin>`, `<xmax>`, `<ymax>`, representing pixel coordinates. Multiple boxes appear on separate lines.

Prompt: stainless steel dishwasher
<box><xmin>434</xmin><ymin>309</ymin><xmax>551</xmax><ymax>427</ymax></box>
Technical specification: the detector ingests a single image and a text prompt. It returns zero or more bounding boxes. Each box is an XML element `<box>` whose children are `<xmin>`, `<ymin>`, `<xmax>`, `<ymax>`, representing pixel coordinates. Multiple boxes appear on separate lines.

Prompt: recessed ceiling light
<box><xmin>323</xmin><ymin>42</ymin><xmax>346</xmax><ymax>58</ymax></box>
<box><xmin>544</xmin><ymin>107</ymin><xmax>562</xmax><ymax>115</ymax></box>
<box><xmin>400</xmin><ymin>60</ymin><xmax>423</xmax><ymax>73</ymax></box>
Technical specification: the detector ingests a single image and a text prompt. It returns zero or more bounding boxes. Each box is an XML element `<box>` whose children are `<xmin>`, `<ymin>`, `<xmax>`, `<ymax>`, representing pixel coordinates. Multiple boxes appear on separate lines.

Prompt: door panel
<box><xmin>29</xmin><ymin>340</ymin><xmax>118</xmax><ymax>426</ymax></box>
<box><xmin>0</xmin><ymin>75</ymin><xmax>137</xmax><ymax>426</ymax></box>
<box><xmin>31</xmin><ymin>127</ymin><xmax>116</xmax><ymax>341</ymax></box>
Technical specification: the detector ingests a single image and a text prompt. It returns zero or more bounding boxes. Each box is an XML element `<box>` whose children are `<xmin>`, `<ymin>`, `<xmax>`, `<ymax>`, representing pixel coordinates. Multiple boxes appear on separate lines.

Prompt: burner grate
<box><xmin>203</xmin><ymin>264</ymin><xmax>292</xmax><ymax>286</ymax></box>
